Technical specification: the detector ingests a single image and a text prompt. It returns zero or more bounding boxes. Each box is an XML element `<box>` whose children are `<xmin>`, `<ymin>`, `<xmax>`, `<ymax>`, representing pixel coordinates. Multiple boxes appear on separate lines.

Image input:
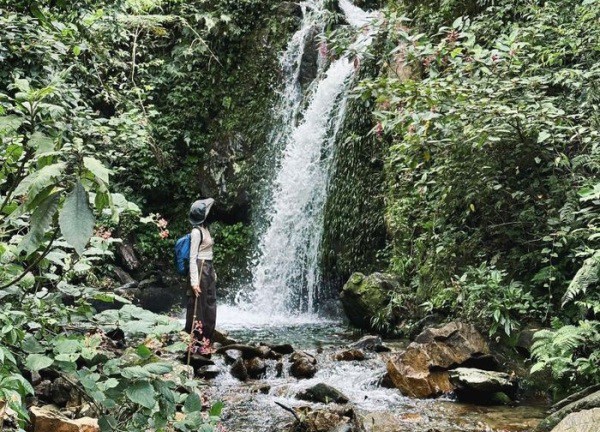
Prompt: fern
<box><xmin>531</xmin><ymin>321</ymin><xmax>600</xmax><ymax>385</ymax></box>
<box><xmin>562</xmin><ymin>252</ymin><xmax>600</xmax><ymax>307</ymax></box>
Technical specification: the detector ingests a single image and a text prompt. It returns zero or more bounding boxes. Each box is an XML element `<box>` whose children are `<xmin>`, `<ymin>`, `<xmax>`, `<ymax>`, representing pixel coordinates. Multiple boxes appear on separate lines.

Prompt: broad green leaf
<box><xmin>136</xmin><ymin>344</ymin><xmax>153</xmax><ymax>359</ymax></box>
<box><xmin>59</xmin><ymin>182</ymin><xmax>95</xmax><ymax>255</ymax></box>
<box><xmin>184</xmin><ymin>393</ymin><xmax>202</xmax><ymax>413</ymax></box>
<box><xmin>21</xmin><ymin>334</ymin><xmax>46</xmax><ymax>354</ymax></box>
<box><xmin>53</xmin><ymin>338</ymin><xmax>82</xmax><ymax>354</ymax></box>
<box><xmin>29</xmin><ymin>132</ymin><xmax>55</xmax><ymax>156</ymax></box>
<box><xmin>125</xmin><ymin>381</ymin><xmax>156</xmax><ymax>409</ymax></box>
<box><xmin>18</xmin><ymin>192</ymin><xmax>60</xmax><ymax>255</ymax></box>
<box><xmin>25</xmin><ymin>353</ymin><xmax>54</xmax><ymax>371</ymax></box>
<box><xmin>209</xmin><ymin>400</ymin><xmax>224</xmax><ymax>416</ymax></box>
<box><xmin>14</xmin><ymin>162</ymin><xmax>65</xmax><ymax>201</ymax></box>
<box><xmin>143</xmin><ymin>362</ymin><xmax>172</xmax><ymax>375</ymax></box>
<box><xmin>84</xmin><ymin>157</ymin><xmax>111</xmax><ymax>185</ymax></box>
<box><xmin>0</xmin><ymin>115</ymin><xmax>23</xmax><ymax>135</ymax></box>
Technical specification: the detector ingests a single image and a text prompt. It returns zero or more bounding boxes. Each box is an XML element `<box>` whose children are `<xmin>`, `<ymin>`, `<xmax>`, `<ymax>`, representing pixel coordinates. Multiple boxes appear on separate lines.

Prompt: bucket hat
<box><xmin>189</xmin><ymin>198</ymin><xmax>214</xmax><ymax>226</ymax></box>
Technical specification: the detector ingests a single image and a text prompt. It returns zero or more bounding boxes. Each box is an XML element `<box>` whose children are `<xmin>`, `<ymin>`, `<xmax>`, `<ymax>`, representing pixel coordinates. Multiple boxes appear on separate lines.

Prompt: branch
<box><xmin>274</xmin><ymin>401</ymin><xmax>301</xmax><ymax>423</ymax></box>
<box><xmin>0</xmin><ymin>230</ymin><xmax>58</xmax><ymax>290</ymax></box>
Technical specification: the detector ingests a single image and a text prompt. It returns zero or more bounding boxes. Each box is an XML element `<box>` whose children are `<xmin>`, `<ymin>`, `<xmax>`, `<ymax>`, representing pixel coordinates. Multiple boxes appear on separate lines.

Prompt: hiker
<box><xmin>185</xmin><ymin>198</ymin><xmax>217</xmax><ymax>351</ymax></box>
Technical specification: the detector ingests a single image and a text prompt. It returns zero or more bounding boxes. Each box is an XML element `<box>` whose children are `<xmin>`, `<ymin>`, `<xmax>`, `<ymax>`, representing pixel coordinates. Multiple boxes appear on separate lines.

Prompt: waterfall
<box><xmin>241</xmin><ymin>0</ymin><xmax>374</xmax><ymax>317</ymax></box>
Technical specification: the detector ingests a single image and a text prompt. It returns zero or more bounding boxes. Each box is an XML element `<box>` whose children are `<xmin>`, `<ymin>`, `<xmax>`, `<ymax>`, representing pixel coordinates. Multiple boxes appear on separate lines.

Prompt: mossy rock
<box><xmin>340</xmin><ymin>272</ymin><xmax>401</xmax><ymax>330</ymax></box>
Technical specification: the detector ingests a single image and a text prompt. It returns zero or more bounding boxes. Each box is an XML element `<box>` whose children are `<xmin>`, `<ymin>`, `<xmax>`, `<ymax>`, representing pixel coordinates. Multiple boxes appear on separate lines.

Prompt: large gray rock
<box><xmin>536</xmin><ymin>390</ymin><xmax>600</xmax><ymax>431</ymax></box>
<box><xmin>449</xmin><ymin>368</ymin><xmax>517</xmax><ymax>403</ymax></box>
<box><xmin>349</xmin><ymin>335</ymin><xmax>389</xmax><ymax>352</ymax></box>
<box><xmin>340</xmin><ymin>273</ymin><xmax>401</xmax><ymax>330</ymax></box>
<box><xmin>296</xmin><ymin>383</ymin><xmax>349</xmax><ymax>404</ymax></box>
<box><xmin>550</xmin><ymin>408</ymin><xmax>600</xmax><ymax>432</ymax></box>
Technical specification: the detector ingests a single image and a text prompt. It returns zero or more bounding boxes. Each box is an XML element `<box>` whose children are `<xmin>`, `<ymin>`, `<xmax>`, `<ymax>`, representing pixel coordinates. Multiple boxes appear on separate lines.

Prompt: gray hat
<box><xmin>189</xmin><ymin>198</ymin><xmax>214</xmax><ymax>226</ymax></box>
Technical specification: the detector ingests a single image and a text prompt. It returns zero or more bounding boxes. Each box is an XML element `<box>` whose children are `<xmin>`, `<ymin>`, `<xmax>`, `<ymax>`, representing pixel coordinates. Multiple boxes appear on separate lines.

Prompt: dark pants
<box><xmin>185</xmin><ymin>260</ymin><xmax>217</xmax><ymax>343</ymax></box>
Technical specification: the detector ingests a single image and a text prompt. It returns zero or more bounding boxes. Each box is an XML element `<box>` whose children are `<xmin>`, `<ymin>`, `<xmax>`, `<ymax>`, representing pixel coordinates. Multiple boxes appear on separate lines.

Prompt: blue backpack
<box><xmin>174</xmin><ymin>229</ymin><xmax>202</xmax><ymax>275</ymax></box>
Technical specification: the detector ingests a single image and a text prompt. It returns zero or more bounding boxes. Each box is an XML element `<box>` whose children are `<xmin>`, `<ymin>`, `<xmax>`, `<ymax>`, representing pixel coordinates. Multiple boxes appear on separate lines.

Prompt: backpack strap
<box><xmin>191</xmin><ymin>227</ymin><xmax>204</xmax><ymax>258</ymax></box>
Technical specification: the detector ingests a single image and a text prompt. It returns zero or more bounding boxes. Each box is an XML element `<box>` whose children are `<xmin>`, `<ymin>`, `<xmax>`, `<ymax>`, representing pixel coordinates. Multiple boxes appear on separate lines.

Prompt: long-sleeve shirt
<box><xmin>189</xmin><ymin>227</ymin><xmax>214</xmax><ymax>287</ymax></box>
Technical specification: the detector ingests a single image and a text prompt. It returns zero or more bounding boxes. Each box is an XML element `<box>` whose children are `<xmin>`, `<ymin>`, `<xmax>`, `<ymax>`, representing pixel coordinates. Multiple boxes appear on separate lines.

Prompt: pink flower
<box><xmin>159</xmin><ymin>229</ymin><xmax>169</xmax><ymax>239</ymax></box>
<box><xmin>157</xmin><ymin>218</ymin><xmax>168</xmax><ymax>229</ymax></box>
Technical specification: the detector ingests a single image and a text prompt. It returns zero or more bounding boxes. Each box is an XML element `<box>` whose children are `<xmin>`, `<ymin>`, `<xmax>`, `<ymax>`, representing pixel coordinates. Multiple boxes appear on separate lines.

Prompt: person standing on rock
<box><xmin>185</xmin><ymin>198</ymin><xmax>217</xmax><ymax>353</ymax></box>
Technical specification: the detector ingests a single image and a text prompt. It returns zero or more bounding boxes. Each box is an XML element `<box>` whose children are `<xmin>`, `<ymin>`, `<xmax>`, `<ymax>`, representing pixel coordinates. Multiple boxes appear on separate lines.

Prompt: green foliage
<box><xmin>531</xmin><ymin>320</ymin><xmax>600</xmax><ymax>394</ymax></box>
<box><xmin>424</xmin><ymin>263</ymin><xmax>546</xmax><ymax>337</ymax></box>
<box><xmin>212</xmin><ymin>222</ymin><xmax>253</xmax><ymax>294</ymax></box>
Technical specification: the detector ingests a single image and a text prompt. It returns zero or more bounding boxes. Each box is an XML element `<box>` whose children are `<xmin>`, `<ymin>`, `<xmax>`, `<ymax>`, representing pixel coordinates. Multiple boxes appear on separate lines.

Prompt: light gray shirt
<box><xmin>189</xmin><ymin>227</ymin><xmax>214</xmax><ymax>286</ymax></box>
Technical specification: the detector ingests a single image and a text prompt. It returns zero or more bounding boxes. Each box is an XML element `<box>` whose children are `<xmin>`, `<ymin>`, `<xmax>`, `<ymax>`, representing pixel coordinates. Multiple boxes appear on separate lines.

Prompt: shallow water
<box><xmin>205</xmin><ymin>306</ymin><xmax>547</xmax><ymax>432</ymax></box>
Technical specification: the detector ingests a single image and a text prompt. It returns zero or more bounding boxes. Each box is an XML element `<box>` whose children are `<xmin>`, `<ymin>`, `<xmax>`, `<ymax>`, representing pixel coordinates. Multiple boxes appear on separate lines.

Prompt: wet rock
<box><xmin>245</xmin><ymin>357</ymin><xmax>267</xmax><ymax>379</ymax></box>
<box><xmin>449</xmin><ymin>368</ymin><xmax>517</xmax><ymax>404</ymax></box>
<box><xmin>549</xmin><ymin>408</ymin><xmax>600</xmax><ymax>432</ymax></box>
<box><xmin>34</xmin><ymin>379</ymin><xmax>52</xmax><ymax>401</ymax></box>
<box><xmin>386</xmin><ymin>321</ymin><xmax>493</xmax><ymax>398</ymax></box>
<box><xmin>30</xmin><ymin>405</ymin><xmax>99</xmax><ymax>432</ymax></box>
<box><xmin>290</xmin><ymin>358</ymin><xmax>317</xmax><ymax>379</ymax></box>
<box><xmin>251</xmin><ymin>384</ymin><xmax>271</xmax><ymax>394</ymax></box>
<box><xmin>340</xmin><ymin>273</ymin><xmax>402</xmax><ymax>331</ymax></box>
<box><xmin>297</xmin><ymin>383</ymin><xmax>349</xmax><ymax>404</ymax></box>
<box><xmin>113</xmin><ymin>266</ymin><xmax>136</xmax><ymax>285</ymax></box>
<box><xmin>386</xmin><ymin>347</ymin><xmax>453</xmax><ymax>398</ymax></box>
<box><xmin>117</xmin><ymin>242</ymin><xmax>139</xmax><ymax>271</ymax></box>
<box><xmin>379</xmin><ymin>372</ymin><xmax>395</xmax><ymax>389</ymax></box>
<box><xmin>51</xmin><ymin>377</ymin><xmax>81</xmax><ymax>408</ymax></box>
<box><xmin>196</xmin><ymin>365</ymin><xmax>220</xmax><ymax>380</ymax></box>
<box><xmin>288</xmin><ymin>406</ymin><xmax>358</xmax><ymax>432</ymax></box>
<box><xmin>215</xmin><ymin>344</ymin><xmax>263</xmax><ymax>360</ymax></box>
<box><xmin>276</xmin><ymin>360</ymin><xmax>284</xmax><ymax>378</ymax></box>
<box><xmin>271</xmin><ymin>343</ymin><xmax>294</xmax><ymax>355</ymax></box>
<box><xmin>213</xmin><ymin>329</ymin><xmax>237</xmax><ymax>346</ymax></box>
<box><xmin>413</xmin><ymin>321</ymin><xmax>493</xmax><ymax>369</ymax></box>
<box><xmin>536</xmin><ymin>389</ymin><xmax>600</xmax><ymax>432</ymax></box>
<box><xmin>349</xmin><ymin>335</ymin><xmax>389</xmax><ymax>352</ymax></box>
<box><xmin>223</xmin><ymin>349</ymin><xmax>241</xmax><ymax>365</ymax></box>
<box><xmin>185</xmin><ymin>354</ymin><xmax>214</xmax><ymax>375</ymax></box>
<box><xmin>334</xmin><ymin>349</ymin><xmax>365</xmax><ymax>361</ymax></box>
<box><xmin>298</xmin><ymin>26</ymin><xmax>320</xmax><ymax>90</ymax></box>
<box><xmin>230</xmin><ymin>358</ymin><xmax>248</xmax><ymax>381</ymax></box>
<box><xmin>290</xmin><ymin>351</ymin><xmax>317</xmax><ymax>365</ymax></box>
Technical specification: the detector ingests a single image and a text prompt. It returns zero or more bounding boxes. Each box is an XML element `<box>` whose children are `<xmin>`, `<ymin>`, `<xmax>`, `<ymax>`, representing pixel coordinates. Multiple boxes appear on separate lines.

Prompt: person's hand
<box><xmin>192</xmin><ymin>285</ymin><xmax>201</xmax><ymax>297</ymax></box>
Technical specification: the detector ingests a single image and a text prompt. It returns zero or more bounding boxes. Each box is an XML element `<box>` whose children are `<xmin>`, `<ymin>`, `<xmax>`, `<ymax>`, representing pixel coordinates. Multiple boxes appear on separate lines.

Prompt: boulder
<box><xmin>245</xmin><ymin>357</ymin><xmax>267</xmax><ymax>379</ymax></box>
<box><xmin>271</xmin><ymin>343</ymin><xmax>295</xmax><ymax>355</ymax></box>
<box><xmin>51</xmin><ymin>377</ymin><xmax>81</xmax><ymax>408</ymax></box>
<box><xmin>196</xmin><ymin>365</ymin><xmax>220</xmax><ymax>380</ymax></box>
<box><xmin>290</xmin><ymin>358</ymin><xmax>317</xmax><ymax>379</ymax></box>
<box><xmin>386</xmin><ymin>321</ymin><xmax>495</xmax><ymax>398</ymax></box>
<box><xmin>212</xmin><ymin>329</ymin><xmax>237</xmax><ymax>347</ymax></box>
<box><xmin>215</xmin><ymin>344</ymin><xmax>263</xmax><ymax>360</ymax></box>
<box><xmin>30</xmin><ymin>405</ymin><xmax>99</xmax><ymax>432</ymax></box>
<box><xmin>185</xmin><ymin>354</ymin><xmax>214</xmax><ymax>374</ymax></box>
<box><xmin>549</xmin><ymin>408</ymin><xmax>600</xmax><ymax>432</ymax></box>
<box><xmin>386</xmin><ymin>347</ymin><xmax>453</xmax><ymax>398</ymax></box>
<box><xmin>290</xmin><ymin>351</ymin><xmax>317</xmax><ymax>365</ymax></box>
<box><xmin>536</xmin><ymin>389</ymin><xmax>600</xmax><ymax>432</ymax></box>
<box><xmin>448</xmin><ymin>368</ymin><xmax>517</xmax><ymax>403</ymax></box>
<box><xmin>296</xmin><ymin>383</ymin><xmax>349</xmax><ymax>404</ymax></box>
<box><xmin>349</xmin><ymin>335</ymin><xmax>389</xmax><ymax>352</ymax></box>
<box><xmin>340</xmin><ymin>273</ymin><xmax>401</xmax><ymax>330</ymax></box>
<box><xmin>230</xmin><ymin>358</ymin><xmax>248</xmax><ymax>381</ymax></box>
<box><xmin>334</xmin><ymin>349</ymin><xmax>365</xmax><ymax>361</ymax></box>
<box><xmin>288</xmin><ymin>406</ymin><xmax>358</xmax><ymax>432</ymax></box>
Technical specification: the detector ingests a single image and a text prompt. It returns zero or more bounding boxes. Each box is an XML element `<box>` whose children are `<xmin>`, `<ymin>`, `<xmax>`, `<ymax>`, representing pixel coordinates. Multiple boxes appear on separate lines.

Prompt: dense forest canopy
<box><xmin>0</xmin><ymin>0</ymin><xmax>599</xmax><ymax>430</ymax></box>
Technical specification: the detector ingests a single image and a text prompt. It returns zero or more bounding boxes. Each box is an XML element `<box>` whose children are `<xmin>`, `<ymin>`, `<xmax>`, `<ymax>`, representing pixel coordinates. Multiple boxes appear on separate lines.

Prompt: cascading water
<box><xmin>243</xmin><ymin>0</ymin><xmax>374</xmax><ymax>316</ymax></box>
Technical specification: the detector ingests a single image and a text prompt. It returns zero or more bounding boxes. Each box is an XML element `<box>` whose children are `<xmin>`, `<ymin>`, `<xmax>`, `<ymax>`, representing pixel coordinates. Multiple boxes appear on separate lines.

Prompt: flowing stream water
<box><xmin>209</xmin><ymin>1</ymin><xmax>547</xmax><ymax>430</ymax></box>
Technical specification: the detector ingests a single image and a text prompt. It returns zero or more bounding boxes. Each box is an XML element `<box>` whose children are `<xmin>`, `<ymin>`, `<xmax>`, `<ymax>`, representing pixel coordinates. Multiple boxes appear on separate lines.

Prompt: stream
<box><xmin>201</xmin><ymin>306</ymin><xmax>547</xmax><ymax>432</ymax></box>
